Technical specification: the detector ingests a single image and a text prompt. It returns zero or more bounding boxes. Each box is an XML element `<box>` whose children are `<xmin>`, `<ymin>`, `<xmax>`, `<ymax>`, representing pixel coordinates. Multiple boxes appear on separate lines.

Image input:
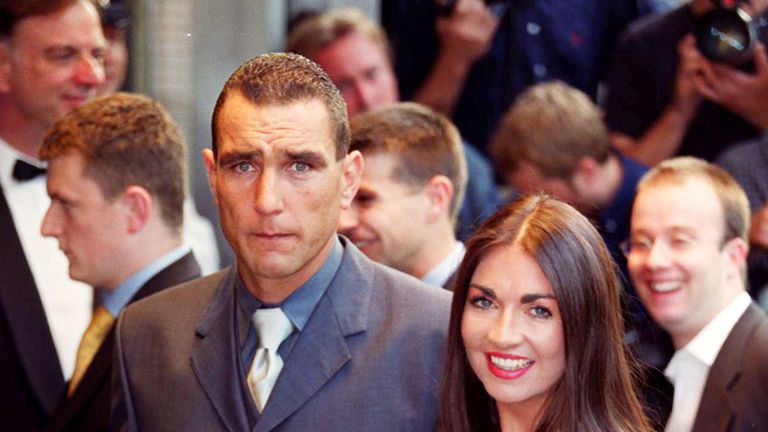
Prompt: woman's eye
<box><xmin>468</xmin><ymin>296</ymin><xmax>494</xmax><ymax>310</ymax></box>
<box><xmin>530</xmin><ymin>306</ymin><xmax>552</xmax><ymax>319</ymax></box>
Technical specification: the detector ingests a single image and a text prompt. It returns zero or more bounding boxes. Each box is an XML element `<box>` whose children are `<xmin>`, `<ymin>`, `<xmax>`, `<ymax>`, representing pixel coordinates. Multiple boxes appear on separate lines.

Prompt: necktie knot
<box><xmin>253</xmin><ymin>307</ymin><xmax>293</xmax><ymax>350</ymax></box>
<box><xmin>13</xmin><ymin>159</ymin><xmax>47</xmax><ymax>181</ymax></box>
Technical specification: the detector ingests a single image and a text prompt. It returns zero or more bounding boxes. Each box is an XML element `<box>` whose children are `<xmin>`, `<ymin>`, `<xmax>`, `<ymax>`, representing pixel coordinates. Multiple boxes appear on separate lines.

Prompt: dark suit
<box><xmin>0</xmin><ymin>186</ymin><xmax>63</xmax><ymax>431</ymax></box>
<box><xmin>47</xmin><ymin>252</ymin><xmax>201</xmax><ymax>432</ymax></box>
<box><xmin>644</xmin><ymin>303</ymin><xmax>768</xmax><ymax>432</ymax></box>
<box><xmin>113</xmin><ymin>239</ymin><xmax>451</xmax><ymax>431</ymax></box>
<box><xmin>691</xmin><ymin>304</ymin><xmax>768</xmax><ymax>432</ymax></box>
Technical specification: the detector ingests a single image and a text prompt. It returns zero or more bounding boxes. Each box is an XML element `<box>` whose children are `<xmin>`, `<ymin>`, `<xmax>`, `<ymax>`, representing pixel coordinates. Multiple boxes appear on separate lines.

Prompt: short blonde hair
<box><xmin>490</xmin><ymin>81</ymin><xmax>610</xmax><ymax>179</ymax></box>
<box><xmin>637</xmin><ymin>156</ymin><xmax>750</xmax><ymax>244</ymax></box>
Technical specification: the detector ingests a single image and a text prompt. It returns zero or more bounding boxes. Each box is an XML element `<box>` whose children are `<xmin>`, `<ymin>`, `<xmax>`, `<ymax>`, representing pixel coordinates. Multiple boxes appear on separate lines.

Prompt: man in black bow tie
<box><xmin>0</xmin><ymin>1</ymin><xmax>107</xmax><ymax>430</ymax></box>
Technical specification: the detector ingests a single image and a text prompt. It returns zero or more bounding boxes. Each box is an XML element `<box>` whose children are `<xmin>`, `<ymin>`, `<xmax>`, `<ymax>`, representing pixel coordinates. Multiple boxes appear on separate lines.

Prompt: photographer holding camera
<box><xmin>605</xmin><ymin>0</ymin><xmax>768</xmax><ymax>166</ymax></box>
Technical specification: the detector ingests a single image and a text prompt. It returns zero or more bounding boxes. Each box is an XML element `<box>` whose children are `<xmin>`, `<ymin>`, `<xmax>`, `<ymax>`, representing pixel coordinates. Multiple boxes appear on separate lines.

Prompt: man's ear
<box><xmin>0</xmin><ymin>40</ymin><xmax>13</xmax><ymax>93</ymax></box>
<box><xmin>424</xmin><ymin>175</ymin><xmax>454</xmax><ymax>224</ymax></box>
<box><xmin>724</xmin><ymin>236</ymin><xmax>749</xmax><ymax>279</ymax></box>
<box><xmin>121</xmin><ymin>185</ymin><xmax>152</xmax><ymax>234</ymax></box>
<box><xmin>573</xmin><ymin>157</ymin><xmax>600</xmax><ymax>187</ymax></box>
<box><xmin>341</xmin><ymin>150</ymin><xmax>364</xmax><ymax>209</ymax></box>
<box><xmin>202</xmin><ymin>148</ymin><xmax>219</xmax><ymax>206</ymax></box>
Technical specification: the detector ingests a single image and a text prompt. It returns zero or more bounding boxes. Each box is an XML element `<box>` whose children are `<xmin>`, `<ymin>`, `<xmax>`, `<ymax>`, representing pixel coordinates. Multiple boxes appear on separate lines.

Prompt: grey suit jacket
<box><xmin>113</xmin><ymin>239</ymin><xmax>452</xmax><ymax>432</ymax></box>
<box><xmin>691</xmin><ymin>303</ymin><xmax>768</xmax><ymax>432</ymax></box>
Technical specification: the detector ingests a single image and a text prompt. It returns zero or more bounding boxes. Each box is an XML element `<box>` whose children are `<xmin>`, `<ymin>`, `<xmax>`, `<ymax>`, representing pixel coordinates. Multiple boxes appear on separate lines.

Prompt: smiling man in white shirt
<box><xmin>625</xmin><ymin>156</ymin><xmax>768</xmax><ymax>432</ymax></box>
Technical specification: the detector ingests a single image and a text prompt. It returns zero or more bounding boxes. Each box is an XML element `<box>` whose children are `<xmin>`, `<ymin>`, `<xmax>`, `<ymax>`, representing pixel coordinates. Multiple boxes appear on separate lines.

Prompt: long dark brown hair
<box><xmin>437</xmin><ymin>195</ymin><xmax>651</xmax><ymax>432</ymax></box>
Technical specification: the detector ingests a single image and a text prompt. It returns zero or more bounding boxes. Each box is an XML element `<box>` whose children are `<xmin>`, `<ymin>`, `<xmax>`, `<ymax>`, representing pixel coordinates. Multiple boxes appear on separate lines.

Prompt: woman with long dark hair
<box><xmin>438</xmin><ymin>195</ymin><xmax>651</xmax><ymax>432</ymax></box>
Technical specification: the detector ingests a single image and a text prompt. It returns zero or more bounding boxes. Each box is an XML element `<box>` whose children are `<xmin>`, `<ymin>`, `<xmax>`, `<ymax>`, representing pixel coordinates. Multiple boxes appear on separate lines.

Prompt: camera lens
<box><xmin>694</xmin><ymin>8</ymin><xmax>756</xmax><ymax>66</ymax></box>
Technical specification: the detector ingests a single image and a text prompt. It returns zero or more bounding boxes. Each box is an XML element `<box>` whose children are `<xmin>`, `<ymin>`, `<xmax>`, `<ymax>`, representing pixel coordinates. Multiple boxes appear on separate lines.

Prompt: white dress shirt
<box><xmin>422</xmin><ymin>241</ymin><xmax>466</xmax><ymax>287</ymax></box>
<box><xmin>0</xmin><ymin>139</ymin><xmax>92</xmax><ymax>380</ymax></box>
<box><xmin>664</xmin><ymin>291</ymin><xmax>752</xmax><ymax>432</ymax></box>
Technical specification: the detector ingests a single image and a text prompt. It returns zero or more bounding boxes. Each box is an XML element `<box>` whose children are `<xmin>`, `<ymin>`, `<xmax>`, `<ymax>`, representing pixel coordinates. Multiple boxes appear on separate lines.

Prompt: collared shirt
<box><xmin>422</xmin><ymin>241</ymin><xmax>466</xmax><ymax>288</ymax></box>
<box><xmin>99</xmin><ymin>245</ymin><xmax>190</xmax><ymax>317</ymax></box>
<box><xmin>236</xmin><ymin>237</ymin><xmax>344</xmax><ymax>369</ymax></box>
<box><xmin>664</xmin><ymin>292</ymin><xmax>752</xmax><ymax>432</ymax></box>
<box><xmin>0</xmin><ymin>138</ymin><xmax>92</xmax><ymax>380</ymax></box>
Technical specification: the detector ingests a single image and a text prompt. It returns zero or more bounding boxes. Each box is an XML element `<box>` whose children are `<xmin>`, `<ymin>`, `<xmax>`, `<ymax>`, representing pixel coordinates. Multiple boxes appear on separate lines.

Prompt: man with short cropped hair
<box><xmin>113</xmin><ymin>53</ymin><xmax>451</xmax><ymax>431</ymax></box>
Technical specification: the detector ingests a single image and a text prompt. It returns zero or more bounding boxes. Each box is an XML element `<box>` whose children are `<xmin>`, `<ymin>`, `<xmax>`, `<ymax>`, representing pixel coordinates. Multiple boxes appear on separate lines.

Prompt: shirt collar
<box><xmin>236</xmin><ymin>237</ymin><xmax>343</xmax><ymax>332</ymax></box>
<box><xmin>422</xmin><ymin>241</ymin><xmax>466</xmax><ymax>287</ymax></box>
<box><xmin>99</xmin><ymin>245</ymin><xmax>191</xmax><ymax>316</ymax></box>
<box><xmin>681</xmin><ymin>291</ymin><xmax>752</xmax><ymax>367</ymax></box>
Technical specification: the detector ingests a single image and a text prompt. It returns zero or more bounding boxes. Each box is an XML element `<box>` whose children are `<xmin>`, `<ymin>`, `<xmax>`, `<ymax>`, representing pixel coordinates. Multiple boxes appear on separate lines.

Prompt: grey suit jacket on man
<box><xmin>113</xmin><ymin>238</ymin><xmax>452</xmax><ymax>432</ymax></box>
<box><xmin>691</xmin><ymin>303</ymin><xmax>768</xmax><ymax>432</ymax></box>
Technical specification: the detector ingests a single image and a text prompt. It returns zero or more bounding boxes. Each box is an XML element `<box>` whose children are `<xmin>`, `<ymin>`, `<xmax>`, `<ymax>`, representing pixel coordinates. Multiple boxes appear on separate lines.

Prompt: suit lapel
<box><xmin>692</xmin><ymin>304</ymin><xmax>764</xmax><ymax>432</ymax></box>
<box><xmin>49</xmin><ymin>330</ymin><xmax>116</xmax><ymax>428</ymax></box>
<box><xmin>0</xmin><ymin>185</ymin><xmax>64</xmax><ymax>414</ymax></box>
<box><xmin>256</xmin><ymin>241</ymin><xmax>373</xmax><ymax>431</ymax></box>
<box><xmin>255</xmin><ymin>295</ymin><xmax>352</xmax><ymax>432</ymax></box>
<box><xmin>191</xmin><ymin>268</ymin><xmax>251</xmax><ymax>432</ymax></box>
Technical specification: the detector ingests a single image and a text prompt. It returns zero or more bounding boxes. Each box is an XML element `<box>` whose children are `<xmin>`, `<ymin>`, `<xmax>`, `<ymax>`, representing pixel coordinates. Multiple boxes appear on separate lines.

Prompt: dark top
<box><xmin>383</xmin><ymin>0</ymin><xmax>637</xmax><ymax>152</ymax></box>
<box><xmin>604</xmin><ymin>5</ymin><xmax>768</xmax><ymax>161</ymax></box>
<box><xmin>457</xmin><ymin>142</ymin><xmax>502</xmax><ymax>240</ymax></box>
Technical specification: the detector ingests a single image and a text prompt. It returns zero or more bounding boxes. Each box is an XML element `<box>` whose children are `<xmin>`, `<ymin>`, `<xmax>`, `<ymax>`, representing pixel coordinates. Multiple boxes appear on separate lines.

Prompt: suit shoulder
<box><xmin>366</xmin><ymin>259</ymin><xmax>453</xmax><ymax>329</ymax></box>
<box><xmin>120</xmin><ymin>269</ymin><xmax>228</xmax><ymax>327</ymax></box>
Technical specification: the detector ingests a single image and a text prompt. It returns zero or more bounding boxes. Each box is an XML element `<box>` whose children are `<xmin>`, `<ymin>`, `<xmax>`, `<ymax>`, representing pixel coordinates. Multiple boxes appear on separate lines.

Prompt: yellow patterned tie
<box><xmin>67</xmin><ymin>306</ymin><xmax>115</xmax><ymax>395</ymax></box>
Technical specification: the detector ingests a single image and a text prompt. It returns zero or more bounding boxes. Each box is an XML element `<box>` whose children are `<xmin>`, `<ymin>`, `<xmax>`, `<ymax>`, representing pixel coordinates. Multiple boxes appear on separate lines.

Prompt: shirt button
<box><xmin>533</xmin><ymin>64</ymin><xmax>547</xmax><ymax>77</ymax></box>
<box><xmin>526</xmin><ymin>22</ymin><xmax>541</xmax><ymax>35</ymax></box>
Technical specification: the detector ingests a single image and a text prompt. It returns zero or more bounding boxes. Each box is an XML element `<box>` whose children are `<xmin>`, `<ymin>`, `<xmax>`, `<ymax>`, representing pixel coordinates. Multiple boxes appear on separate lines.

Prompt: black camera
<box><xmin>694</xmin><ymin>0</ymin><xmax>757</xmax><ymax>66</ymax></box>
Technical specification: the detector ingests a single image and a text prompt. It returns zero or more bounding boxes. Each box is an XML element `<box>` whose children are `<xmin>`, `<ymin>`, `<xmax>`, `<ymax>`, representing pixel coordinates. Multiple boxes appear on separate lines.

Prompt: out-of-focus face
<box><xmin>311</xmin><ymin>31</ymin><xmax>399</xmax><ymax>118</ymax></box>
<box><xmin>338</xmin><ymin>152</ymin><xmax>430</xmax><ymax>274</ymax></box>
<box><xmin>626</xmin><ymin>178</ymin><xmax>744</xmax><ymax>347</ymax></box>
<box><xmin>462</xmin><ymin>244</ymin><xmax>565</xmax><ymax>413</ymax></box>
<box><xmin>97</xmin><ymin>26</ymin><xmax>128</xmax><ymax>96</ymax></box>
<box><xmin>0</xmin><ymin>0</ymin><xmax>106</xmax><ymax>133</ymax></box>
<box><xmin>506</xmin><ymin>161</ymin><xmax>586</xmax><ymax>212</ymax></box>
<box><xmin>41</xmin><ymin>150</ymin><xmax>127</xmax><ymax>289</ymax></box>
<box><xmin>204</xmin><ymin>93</ymin><xmax>361</xmax><ymax>299</ymax></box>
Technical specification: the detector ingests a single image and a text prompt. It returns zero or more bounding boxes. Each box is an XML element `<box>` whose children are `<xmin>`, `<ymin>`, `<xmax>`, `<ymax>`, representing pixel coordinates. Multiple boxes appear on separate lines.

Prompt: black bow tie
<box><xmin>13</xmin><ymin>159</ymin><xmax>47</xmax><ymax>181</ymax></box>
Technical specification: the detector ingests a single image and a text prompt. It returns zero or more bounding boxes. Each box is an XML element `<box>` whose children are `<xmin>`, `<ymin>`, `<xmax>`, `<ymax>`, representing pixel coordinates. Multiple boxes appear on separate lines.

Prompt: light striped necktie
<box><xmin>247</xmin><ymin>307</ymin><xmax>293</xmax><ymax>412</ymax></box>
<box><xmin>68</xmin><ymin>306</ymin><xmax>115</xmax><ymax>395</ymax></box>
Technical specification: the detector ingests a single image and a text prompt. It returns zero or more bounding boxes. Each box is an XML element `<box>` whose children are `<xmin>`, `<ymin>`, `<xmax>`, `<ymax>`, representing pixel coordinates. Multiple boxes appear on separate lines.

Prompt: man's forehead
<box><xmin>9</xmin><ymin>0</ymin><xmax>105</xmax><ymax>46</ymax></box>
<box><xmin>634</xmin><ymin>178</ymin><xmax>725</xmax><ymax>226</ymax></box>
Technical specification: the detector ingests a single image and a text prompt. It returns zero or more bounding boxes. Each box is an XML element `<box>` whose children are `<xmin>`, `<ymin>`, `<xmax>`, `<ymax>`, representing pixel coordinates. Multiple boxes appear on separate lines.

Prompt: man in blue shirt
<box><xmin>40</xmin><ymin>93</ymin><xmax>201</xmax><ymax>431</ymax></box>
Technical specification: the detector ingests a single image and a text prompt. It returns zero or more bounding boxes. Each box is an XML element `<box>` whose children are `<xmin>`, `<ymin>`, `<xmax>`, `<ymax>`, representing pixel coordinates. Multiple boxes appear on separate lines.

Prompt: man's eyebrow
<box><xmin>283</xmin><ymin>149</ymin><xmax>328</xmax><ymax>167</ymax></box>
<box><xmin>468</xmin><ymin>284</ymin><xmax>496</xmax><ymax>299</ymax></box>
<box><xmin>521</xmin><ymin>293</ymin><xmax>556</xmax><ymax>304</ymax></box>
<box><xmin>217</xmin><ymin>151</ymin><xmax>261</xmax><ymax>167</ymax></box>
